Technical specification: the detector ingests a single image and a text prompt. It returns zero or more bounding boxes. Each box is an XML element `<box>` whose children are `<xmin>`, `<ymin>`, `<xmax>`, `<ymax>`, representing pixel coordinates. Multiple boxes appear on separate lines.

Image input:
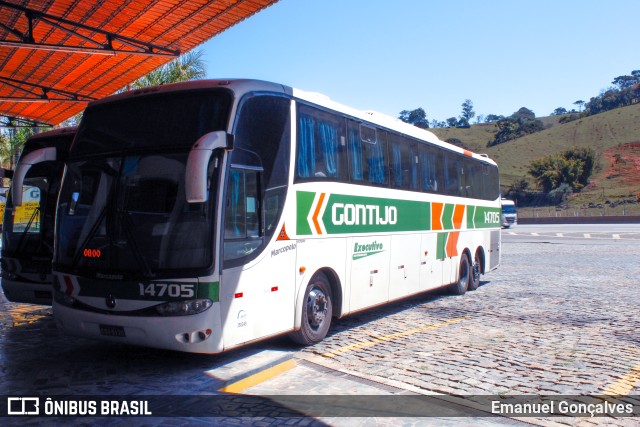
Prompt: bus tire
<box><xmin>450</xmin><ymin>253</ymin><xmax>470</xmax><ymax>295</ymax></box>
<box><xmin>469</xmin><ymin>251</ymin><xmax>482</xmax><ymax>291</ymax></box>
<box><xmin>290</xmin><ymin>272</ymin><xmax>333</xmax><ymax>346</ymax></box>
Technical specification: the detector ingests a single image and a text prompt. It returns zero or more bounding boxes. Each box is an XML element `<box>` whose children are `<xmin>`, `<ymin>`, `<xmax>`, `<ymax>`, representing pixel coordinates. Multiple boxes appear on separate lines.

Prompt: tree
<box><xmin>612</xmin><ymin>75</ymin><xmax>638</xmax><ymax>90</ymax></box>
<box><xmin>528</xmin><ymin>147</ymin><xmax>595</xmax><ymax>193</ymax></box>
<box><xmin>505</xmin><ymin>178</ymin><xmax>531</xmax><ymax>204</ymax></box>
<box><xmin>488</xmin><ymin>107</ymin><xmax>543</xmax><ymax>146</ymax></box>
<box><xmin>398</xmin><ymin>108</ymin><xmax>429</xmax><ymax>129</ymax></box>
<box><xmin>459</xmin><ymin>99</ymin><xmax>475</xmax><ymax>123</ymax></box>
<box><xmin>485</xmin><ymin>114</ymin><xmax>504</xmax><ymax>123</ymax></box>
<box><xmin>0</xmin><ymin>127</ymin><xmax>37</xmax><ymax>170</ymax></box>
<box><xmin>512</xmin><ymin>107</ymin><xmax>536</xmax><ymax>122</ymax></box>
<box><xmin>127</xmin><ymin>49</ymin><xmax>207</xmax><ymax>89</ymax></box>
<box><xmin>551</xmin><ymin>107</ymin><xmax>567</xmax><ymax>116</ymax></box>
<box><xmin>573</xmin><ymin>100</ymin><xmax>585</xmax><ymax>112</ymax></box>
<box><xmin>446</xmin><ymin>117</ymin><xmax>458</xmax><ymax>128</ymax></box>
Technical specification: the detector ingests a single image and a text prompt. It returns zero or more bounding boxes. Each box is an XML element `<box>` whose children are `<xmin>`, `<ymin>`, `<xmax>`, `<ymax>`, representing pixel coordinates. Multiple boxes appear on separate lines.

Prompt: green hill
<box><xmin>431</xmin><ymin>103</ymin><xmax>640</xmax><ymax>211</ymax></box>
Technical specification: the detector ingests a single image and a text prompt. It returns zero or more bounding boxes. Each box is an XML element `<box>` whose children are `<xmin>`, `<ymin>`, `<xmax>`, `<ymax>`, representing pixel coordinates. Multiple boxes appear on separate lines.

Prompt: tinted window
<box><xmin>419</xmin><ymin>145</ymin><xmax>441</xmax><ymax>193</ymax></box>
<box><xmin>72</xmin><ymin>89</ymin><xmax>231</xmax><ymax>157</ymax></box>
<box><xmin>389</xmin><ymin>133</ymin><xmax>418</xmax><ymax>190</ymax></box>
<box><xmin>347</xmin><ymin>121</ymin><xmax>388</xmax><ymax>186</ymax></box>
<box><xmin>296</xmin><ymin>104</ymin><xmax>347</xmax><ymax>181</ymax></box>
<box><xmin>224</xmin><ymin>94</ymin><xmax>291</xmax><ymax>267</ymax></box>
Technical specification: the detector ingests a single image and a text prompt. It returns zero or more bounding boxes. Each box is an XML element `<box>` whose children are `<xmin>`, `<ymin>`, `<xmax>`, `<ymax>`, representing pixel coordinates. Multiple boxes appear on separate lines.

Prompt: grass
<box><xmin>430</xmin><ymin>103</ymin><xmax>640</xmax><ymax>212</ymax></box>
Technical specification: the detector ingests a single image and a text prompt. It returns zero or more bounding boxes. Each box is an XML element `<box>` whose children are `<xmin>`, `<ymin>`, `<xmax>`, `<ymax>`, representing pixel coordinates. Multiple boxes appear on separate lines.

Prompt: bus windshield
<box><xmin>2</xmin><ymin>162</ymin><xmax>63</xmax><ymax>259</ymax></box>
<box><xmin>55</xmin><ymin>90</ymin><xmax>231</xmax><ymax>278</ymax></box>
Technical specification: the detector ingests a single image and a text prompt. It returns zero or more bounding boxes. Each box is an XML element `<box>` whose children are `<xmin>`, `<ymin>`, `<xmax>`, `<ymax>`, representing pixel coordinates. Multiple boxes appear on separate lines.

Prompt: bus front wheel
<box><xmin>290</xmin><ymin>272</ymin><xmax>333</xmax><ymax>346</ymax></box>
<box><xmin>450</xmin><ymin>253</ymin><xmax>471</xmax><ymax>295</ymax></box>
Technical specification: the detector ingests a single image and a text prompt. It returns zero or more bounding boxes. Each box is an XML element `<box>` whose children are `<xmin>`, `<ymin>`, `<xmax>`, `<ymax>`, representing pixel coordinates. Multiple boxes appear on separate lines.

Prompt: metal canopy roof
<box><xmin>0</xmin><ymin>0</ymin><xmax>277</xmax><ymax>126</ymax></box>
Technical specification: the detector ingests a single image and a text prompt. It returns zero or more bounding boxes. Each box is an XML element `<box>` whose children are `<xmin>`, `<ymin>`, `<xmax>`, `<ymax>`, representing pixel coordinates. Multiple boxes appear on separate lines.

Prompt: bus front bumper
<box><xmin>53</xmin><ymin>301</ymin><xmax>224</xmax><ymax>354</ymax></box>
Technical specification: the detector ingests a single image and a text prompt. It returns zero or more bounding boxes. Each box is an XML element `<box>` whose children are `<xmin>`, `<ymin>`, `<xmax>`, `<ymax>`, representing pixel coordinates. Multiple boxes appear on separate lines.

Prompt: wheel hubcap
<box><xmin>306</xmin><ymin>288</ymin><xmax>327</xmax><ymax>329</ymax></box>
<box><xmin>472</xmin><ymin>261</ymin><xmax>481</xmax><ymax>283</ymax></box>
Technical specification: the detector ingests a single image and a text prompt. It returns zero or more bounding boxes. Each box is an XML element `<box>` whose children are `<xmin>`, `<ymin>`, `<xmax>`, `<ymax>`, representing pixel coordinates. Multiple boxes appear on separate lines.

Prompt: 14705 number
<box><xmin>138</xmin><ymin>283</ymin><xmax>195</xmax><ymax>298</ymax></box>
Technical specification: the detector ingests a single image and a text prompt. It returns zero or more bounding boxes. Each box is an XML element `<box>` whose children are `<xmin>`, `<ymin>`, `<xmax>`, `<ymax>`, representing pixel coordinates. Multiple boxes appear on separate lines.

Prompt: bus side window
<box><xmin>444</xmin><ymin>153</ymin><xmax>461</xmax><ymax>197</ymax></box>
<box><xmin>296</xmin><ymin>105</ymin><xmax>346</xmax><ymax>181</ymax></box>
<box><xmin>264</xmin><ymin>187</ymin><xmax>285</xmax><ymax>235</ymax></box>
<box><xmin>463</xmin><ymin>159</ymin><xmax>481</xmax><ymax>199</ymax></box>
<box><xmin>389</xmin><ymin>135</ymin><xmax>418</xmax><ymax>190</ymax></box>
<box><xmin>364</xmin><ymin>126</ymin><xmax>387</xmax><ymax>185</ymax></box>
<box><xmin>224</xmin><ymin>168</ymin><xmax>262</xmax><ymax>263</ymax></box>
<box><xmin>483</xmin><ymin>163</ymin><xmax>500</xmax><ymax>201</ymax></box>
<box><xmin>419</xmin><ymin>147</ymin><xmax>439</xmax><ymax>193</ymax></box>
<box><xmin>347</xmin><ymin>123</ymin><xmax>364</xmax><ymax>182</ymax></box>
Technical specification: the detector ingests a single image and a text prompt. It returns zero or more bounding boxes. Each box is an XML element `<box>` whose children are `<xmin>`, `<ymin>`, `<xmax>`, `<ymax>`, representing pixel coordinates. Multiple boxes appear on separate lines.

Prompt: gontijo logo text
<box><xmin>333</xmin><ymin>203</ymin><xmax>397</xmax><ymax>226</ymax></box>
<box><xmin>297</xmin><ymin>191</ymin><xmax>430</xmax><ymax>235</ymax></box>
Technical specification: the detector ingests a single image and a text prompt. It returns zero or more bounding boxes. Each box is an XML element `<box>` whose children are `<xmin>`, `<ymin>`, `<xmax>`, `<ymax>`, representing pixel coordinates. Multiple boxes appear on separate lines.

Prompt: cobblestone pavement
<box><xmin>0</xmin><ymin>226</ymin><xmax>639</xmax><ymax>426</ymax></box>
<box><xmin>291</xmin><ymin>228</ymin><xmax>640</xmax><ymax>426</ymax></box>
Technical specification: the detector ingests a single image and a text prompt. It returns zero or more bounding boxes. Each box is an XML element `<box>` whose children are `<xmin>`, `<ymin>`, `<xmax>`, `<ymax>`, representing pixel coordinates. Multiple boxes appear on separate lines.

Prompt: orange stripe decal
<box><xmin>446</xmin><ymin>231</ymin><xmax>460</xmax><ymax>257</ymax></box>
<box><xmin>463</xmin><ymin>149</ymin><xmax>473</xmax><ymax>157</ymax></box>
<box><xmin>432</xmin><ymin>202</ymin><xmax>443</xmax><ymax>230</ymax></box>
<box><xmin>312</xmin><ymin>193</ymin><xmax>326</xmax><ymax>235</ymax></box>
<box><xmin>452</xmin><ymin>204</ymin><xmax>465</xmax><ymax>230</ymax></box>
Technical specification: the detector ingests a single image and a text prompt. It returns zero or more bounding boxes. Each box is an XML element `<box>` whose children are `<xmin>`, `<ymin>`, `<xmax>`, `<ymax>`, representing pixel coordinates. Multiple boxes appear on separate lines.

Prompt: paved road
<box><xmin>0</xmin><ymin>224</ymin><xmax>639</xmax><ymax>425</ymax></box>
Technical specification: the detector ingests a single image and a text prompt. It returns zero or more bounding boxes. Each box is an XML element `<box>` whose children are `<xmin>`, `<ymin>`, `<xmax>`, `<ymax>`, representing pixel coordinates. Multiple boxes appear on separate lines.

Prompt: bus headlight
<box><xmin>155</xmin><ymin>299</ymin><xmax>212</xmax><ymax>316</ymax></box>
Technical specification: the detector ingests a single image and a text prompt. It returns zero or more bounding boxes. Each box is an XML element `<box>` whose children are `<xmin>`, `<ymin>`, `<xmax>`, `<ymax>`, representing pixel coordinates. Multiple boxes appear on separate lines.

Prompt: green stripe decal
<box><xmin>436</xmin><ymin>232</ymin><xmax>448</xmax><ymax>260</ymax></box>
<box><xmin>442</xmin><ymin>204</ymin><xmax>455</xmax><ymax>230</ymax></box>
<box><xmin>296</xmin><ymin>191</ymin><xmax>315</xmax><ymax>236</ymax></box>
<box><xmin>296</xmin><ymin>191</ymin><xmax>501</xmax><ymax>235</ymax></box>
<box><xmin>198</xmin><ymin>281</ymin><xmax>220</xmax><ymax>302</ymax></box>
<box><xmin>472</xmin><ymin>206</ymin><xmax>502</xmax><ymax>229</ymax></box>
<box><xmin>467</xmin><ymin>205</ymin><xmax>476</xmax><ymax>229</ymax></box>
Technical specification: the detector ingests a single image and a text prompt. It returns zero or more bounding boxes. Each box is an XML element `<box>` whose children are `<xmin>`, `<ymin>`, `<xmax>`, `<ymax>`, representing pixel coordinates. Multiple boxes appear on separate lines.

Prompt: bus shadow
<box><xmin>322</xmin><ymin>280</ymin><xmax>492</xmax><ymax>340</ymax></box>
<box><xmin>0</xmin><ymin>302</ymin><xmax>292</xmax><ymax>396</ymax></box>
<box><xmin>0</xmin><ymin>280</ymin><xmax>491</xmax><ymax>396</ymax></box>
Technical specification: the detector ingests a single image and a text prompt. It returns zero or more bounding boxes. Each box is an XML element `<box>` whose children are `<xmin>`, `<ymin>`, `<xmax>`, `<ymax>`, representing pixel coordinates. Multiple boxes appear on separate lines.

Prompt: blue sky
<box><xmin>201</xmin><ymin>0</ymin><xmax>639</xmax><ymax>122</ymax></box>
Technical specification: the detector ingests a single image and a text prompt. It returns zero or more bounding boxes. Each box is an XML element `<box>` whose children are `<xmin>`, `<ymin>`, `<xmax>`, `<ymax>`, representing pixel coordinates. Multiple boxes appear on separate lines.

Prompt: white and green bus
<box><xmin>53</xmin><ymin>79</ymin><xmax>501</xmax><ymax>353</ymax></box>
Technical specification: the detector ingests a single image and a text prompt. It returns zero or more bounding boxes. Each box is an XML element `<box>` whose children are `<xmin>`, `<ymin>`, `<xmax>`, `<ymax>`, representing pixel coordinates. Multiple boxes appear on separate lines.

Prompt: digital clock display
<box><xmin>83</xmin><ymin>248</ymin><xmax>102</xmax><ymax>258</ymax></box>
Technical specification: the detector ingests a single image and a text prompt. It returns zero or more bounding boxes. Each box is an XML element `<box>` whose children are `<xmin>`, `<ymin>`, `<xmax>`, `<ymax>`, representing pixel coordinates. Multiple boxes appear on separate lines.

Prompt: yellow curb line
<box><xmin>322</xmin><ymin>315</ymin><xmax>469</xmax><ymax>358</ymax></box>
<box><xmin>602</xmin><ymin>363</ymin><xmax>640</xmax><ymax>396</ymax></box>
<box><xmin>219</xmin><ymin>358</ymin><xmax>297</xmax><ymax>394</ymax></box>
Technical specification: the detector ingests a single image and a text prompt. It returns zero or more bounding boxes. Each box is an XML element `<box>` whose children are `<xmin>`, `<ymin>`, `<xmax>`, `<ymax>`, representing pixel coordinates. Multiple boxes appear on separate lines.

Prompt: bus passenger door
<box><xmin>349</xmin><ymin>236</ymin><xmax>390</xmax><ymax>311</ymax></box>
<box><xmin>219</xmin><ymin>167</ymin><xmax>295</xmax><ymax>349</ymax></box>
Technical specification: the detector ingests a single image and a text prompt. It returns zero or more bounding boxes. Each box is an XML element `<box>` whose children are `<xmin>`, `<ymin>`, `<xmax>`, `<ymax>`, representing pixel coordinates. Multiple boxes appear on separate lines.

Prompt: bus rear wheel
<box><xmin>450</xmin><ymin>253</ymin><xmax>470</xmax><ymax>295</ymax></box>
<box><xmin>469</xmin><ymin>251</ymin><xmax>482</xmax><ymax>291</ymax></box>
<box><xmin>290</xmin><ymin>272</ymin><xmax>333</xmax><ymax>346</ymax></box>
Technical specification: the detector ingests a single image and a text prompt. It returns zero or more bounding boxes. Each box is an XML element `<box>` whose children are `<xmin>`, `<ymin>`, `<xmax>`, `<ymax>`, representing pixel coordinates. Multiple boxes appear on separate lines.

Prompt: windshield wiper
<box><xmin>71</xmin><ymin>205</ymin><xmax>107</xmax><ymax>269</ymax></box>
<box><xmin>118</xmin><ymin>210</ymin><xmax>154</xmax><ymax>278</ymax></box>
<box><xmin>15</xmin><ymin>206</ymin><xmax>41</xmax><ymax>252</ymax></box>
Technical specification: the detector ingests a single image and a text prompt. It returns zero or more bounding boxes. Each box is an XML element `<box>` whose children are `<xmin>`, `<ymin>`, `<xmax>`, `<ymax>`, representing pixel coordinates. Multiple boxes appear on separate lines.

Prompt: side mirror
<box><xmin>11</xmin><ymin>147</ymin><xmax>57</xmax><ymax>206</ymax></box>
<box><xmin>185</xmin><ymin>131</ymin><xmax>229</xmax><ymax>203</ymax></box>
